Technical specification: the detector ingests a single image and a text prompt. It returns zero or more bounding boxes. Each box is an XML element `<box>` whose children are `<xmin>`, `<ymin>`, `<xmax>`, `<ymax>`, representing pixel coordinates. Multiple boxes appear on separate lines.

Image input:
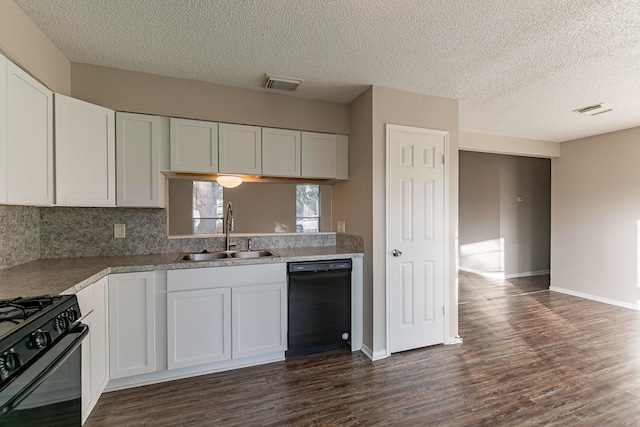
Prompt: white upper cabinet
<box><xmin>55</xmin><ymin>94</ymin><xmax>115</xmax><ymax>207</ymax></box>
<box><xmin>116</xmin><ymin>112</ymin><xmax>169</xmax><ymax>207</ymax></box>
<box><xmin>170</xmin><ymin>118</ymin><xmax>219</xmax><ymax>173</ymax></box>
<box><xmin>262</xmin><ymin>127</ymin><xmax>302</xmax><ymax>177</ymax></box>
<box><xmin>301</xmin><ymin>131</ymin><xmax>337</xmax><ymax>179</ymax></box>
<box><xmin>1</xmin><ymin>60</ymin><xmax>54</xmax><ymax>205</ymax></box>
<box><xmin>0</xmin><ymin>55</ymin><xmax>6</xmax><ymax>203</ymax></box>
<box><xmin>218</xmin><ymin>123</ymin><xmax>262</xmax><ymax>175</ymax></box>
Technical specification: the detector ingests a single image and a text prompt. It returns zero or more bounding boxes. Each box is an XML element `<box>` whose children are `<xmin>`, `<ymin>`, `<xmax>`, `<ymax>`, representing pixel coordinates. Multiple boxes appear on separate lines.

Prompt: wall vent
<box><xmin>573</xmin><ymin>103</ymin><xmax>613</xmax><ymax>116</ymax></box>
<box><xmin>264</xmin><ymin>74</ymin><xmax>302</xmax><ymax>91</ymax></box>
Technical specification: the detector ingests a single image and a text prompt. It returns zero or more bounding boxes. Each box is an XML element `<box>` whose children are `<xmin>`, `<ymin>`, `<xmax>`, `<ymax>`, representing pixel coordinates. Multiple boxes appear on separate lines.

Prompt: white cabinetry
<box><xmin>166</xmin><ymin>263</ymin><xmax>286</xmax><ymax>370</ymax></box>
<box><xmin>170</xmin><ymin>118</ymin><xmax>218</xmax><ymax>173</ymax></box>
<box><xmin>115</xmin><ymin>112</ymin><xmax>168</xmax><ymax>207</ymax></box>
<box><xmin>108</xmin><ymin>271</ymin><xmax>157</xmax><ymax>379</ymax></box>
<box><xmin>167</xmin><ymin>288</ymin><xmax>231</xmax><ymax>369</ymax></box>
<box><xmin>77</xmin><ymin>276</ymin><xmax>109</xmax><ymax>424</ymax></box>
<box><xmin>301</xmin><ymin>131</ymin><xmax>337</xmax><ymax>179</ymax></box>
<box><xmin>232</xmin><ymin>283</ymin><xmax>287</xmax><ymax>358</ymax></box>
<box><xmin>55</xmin><ymin>94</ymin><xmax>115</xmax><ymax>206</ymax></box>
<box><xmin>0</xmin><ymin>60</ymin><xmax>54</xmax><ymax>205</ymax></box>
<box><xmin>262</xmin><ymin>127</ymin><xmax>301</xmax><ymax>177</ymax></box>
<box><xmin>218</xmin><ymin>123</ymin><xmax>262</xmax><ymax>175</ymax></box>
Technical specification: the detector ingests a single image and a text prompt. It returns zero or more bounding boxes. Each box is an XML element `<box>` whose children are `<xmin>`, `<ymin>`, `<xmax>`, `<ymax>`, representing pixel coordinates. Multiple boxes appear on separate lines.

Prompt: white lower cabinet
<box><xmin>232</xmin><ymin>283</ymin><xmax>287</xmax><ymax>359</ymax></box>
<box><xmin>77</xmin><ymin>276</ymin><xmax>109</xmax><ymax>424</ymax></box>
<box><xmin>108</xmin><ymin>271</ymin><xmax>157</xmax><ymax>379</ymax></box>
<box><xmin>166</xmin><ymin>263</ymin><xmax>287</xmax><ymax>370</ymax></box>
<box><xmin>167</xmin><ymin>287</ymin><xmax>231</xmax><ymax>369</ymax></box>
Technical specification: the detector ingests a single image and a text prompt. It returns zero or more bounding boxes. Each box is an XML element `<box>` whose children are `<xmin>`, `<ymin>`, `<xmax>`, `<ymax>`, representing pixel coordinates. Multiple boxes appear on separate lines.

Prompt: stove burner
<box><xmin>0</xmin><ymin>296</ymin><xmax>56</xmax><ymax>323</ymax></box>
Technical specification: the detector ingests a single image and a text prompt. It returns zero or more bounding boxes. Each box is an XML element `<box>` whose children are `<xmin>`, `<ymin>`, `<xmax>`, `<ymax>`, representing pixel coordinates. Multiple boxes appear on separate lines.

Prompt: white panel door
<box><xmin>167</xmin><ymin>288</ymin><xmax>231</xmax><ymax>370</ymax></box>
<box><xmin>170</xmin><ymin>117</ymin><xmax>219</xmax><ymax>173</ymax></box>
<box><xmin>108</xmin><ymin>272</ymin><xmax>156</xmax><ymax>379</ymax></box>
<box><xmin>218</xmin><ymin>123</ymin><xmax>262</xmax><ymax>174</ymax></box>
<box><xmin>301</xmin><ymin>131</ymin><xmax>336</xmax><ymax>178</ymax></box>
<box><xmin>55</xmin><ymin>94</ymin><xmax>115</xmax><ymax>206</ymax></box>
<box><xmin>388</xmin><ymin>124</ymin><xmax>446</xmax><ymax>353</ymax></box>
<box><xmin>262</xmin><ymin>127</ymin><xmax>301</xmax><ymax>177</ymax></box>
<box><xmin>232</xmin><ymin>283</ymin><xmax>287</xmax><ymax>359</ymax></box>
<box><xmin>0</xmin><ymin>54</ymin><xmax>7</xmax><ymax>203</ymax></box>
<box><xmin>116</xmin><ymin>112</ymin><xmax>167</xmax><ymax>207</ymax></box>
<box><xmin>6</xmin><ymin>61</ymin><xmax>54</xmax><ymax>205</ymax></box>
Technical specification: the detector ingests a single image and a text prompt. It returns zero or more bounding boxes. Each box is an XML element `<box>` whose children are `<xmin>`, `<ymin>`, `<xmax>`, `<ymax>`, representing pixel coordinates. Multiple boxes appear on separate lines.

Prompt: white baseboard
<box><xmin>550</xmin><ymin>286</ymin><xmax>640</xmax><ymax>311</ymax></box>
<box><xmin>459</xmin><ymin>266</ymin><xmax>550</xmax><ymax>280</ymax></box>
<box><xmin>360</xmin><ymin>343</ymin><xmax>389</xmax><ymax>361</ymax></box>
<box><xmin>446</xmin><ymin>336</ymin><xmax>463</xmax><ymax>345</ymax></box>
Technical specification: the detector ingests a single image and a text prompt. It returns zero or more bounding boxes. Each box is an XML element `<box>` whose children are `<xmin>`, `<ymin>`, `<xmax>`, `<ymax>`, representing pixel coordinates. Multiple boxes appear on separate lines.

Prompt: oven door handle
<box><xmin>0</xmin><ymin>323</ymin><xmax>89</xmax><ymax>417</ymax></box>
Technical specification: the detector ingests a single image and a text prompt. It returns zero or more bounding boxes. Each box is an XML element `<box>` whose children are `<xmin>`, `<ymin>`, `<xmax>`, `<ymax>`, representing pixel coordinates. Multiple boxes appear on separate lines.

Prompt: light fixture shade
<box><xmin>216</xmin><ymin>175</ymin><xmax>243</xmax><ymax>188</ymax></box>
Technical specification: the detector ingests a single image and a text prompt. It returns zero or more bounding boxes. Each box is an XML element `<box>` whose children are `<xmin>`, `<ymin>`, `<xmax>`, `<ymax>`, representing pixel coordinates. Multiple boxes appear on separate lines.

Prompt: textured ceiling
<box><xmin>14</xmin><ymin>0</ymin><xmax>640</xmax><ymax>142</ymax></box>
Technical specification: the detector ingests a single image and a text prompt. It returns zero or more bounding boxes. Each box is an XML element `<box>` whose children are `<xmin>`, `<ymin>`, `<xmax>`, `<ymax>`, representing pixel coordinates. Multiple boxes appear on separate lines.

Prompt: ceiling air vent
<box><xmin>264</xmin><ymin>74</ymin><xmax>302</xmax><ymax>91</ymax></box>
<box><xmin>573</xmin><ymin>103</ymin><xmax>613</xmax><ymax>116</ymax></box>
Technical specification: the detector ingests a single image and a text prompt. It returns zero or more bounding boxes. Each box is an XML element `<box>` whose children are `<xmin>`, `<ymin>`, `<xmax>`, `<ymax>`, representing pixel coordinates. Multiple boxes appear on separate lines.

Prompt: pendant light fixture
<box><xmin>216</xmin><ymin>175</ymin><xmax>243</xmax><ymax>188</ymax></box>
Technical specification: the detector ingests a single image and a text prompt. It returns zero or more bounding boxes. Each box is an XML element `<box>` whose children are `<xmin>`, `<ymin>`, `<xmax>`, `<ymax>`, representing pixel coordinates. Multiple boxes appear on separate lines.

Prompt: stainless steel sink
<box><xmin>178</xmin><ymin>249</ymin><xmax>278</xmax><ymax>262</ymax></box>
<box><xmin>230</xmin><ymin>250</ymin><xmax>276</xmax><ymax>258</ymax></box>
<box><xmin>179</xmin><ymin>252</ymin><xmax>231</xmax><ymax>261</ymax></box>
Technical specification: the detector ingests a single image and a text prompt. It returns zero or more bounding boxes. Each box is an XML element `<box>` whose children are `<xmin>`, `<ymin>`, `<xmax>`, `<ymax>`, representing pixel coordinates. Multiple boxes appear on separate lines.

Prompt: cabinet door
<box><xmin>219</xmin><ymin>123</ymin><xmax>262</xmax><ymax>174</ymax></box>
<box><xmin>170</xmin><ymin>118</ymin><xmax>219</xmax><ymax>173</ymax></box>
<box><xmin>91</xmin><ymin>277</ymin><xmax>109</xmax><ymax>405</ymax></box>
<box><xmin>301</xmin><ymin>132</ymin><xmax>337</xmax><ymax>179</ymax></box>
<box><xmin>55</xmin><ymin>94</ymin><xmax>115</xmax><ymax>206</ymax></box>
<box><xmin>5</xmin><ymin>61</ymin><xmax>54</xmax><ymax>205</ymax></box>
<box><xmin>262</xmin><ymin>128</ymin><xmax>301</xmax><ymax>177</ymax></box>
<box><xmin>109</xmin><ymin>272</ymin><xmax>156</xmax><ymax>379</ymax></box>
<box><xmin>116</xmin><ymin>112</ymin><xmax>168</xmax><ymax>207</ymax></box>
<box><xmin>232</xmin><ymin>282</ymin><xmax>287</xmax><ymax>359</ymax></box>
<box><xmin>167</xmin><ymin>288</ymin><xmax>231</xmax><ymax>370</ymax></box>
<box><xmin>0</xmin><ymin>55</ymin><xmax>6</xmax><ymax>202</ymax></box>
<box><xmin>79</xmin><ymin>276</ymin><xmax>108</xmax><ymax>423</ymax></box>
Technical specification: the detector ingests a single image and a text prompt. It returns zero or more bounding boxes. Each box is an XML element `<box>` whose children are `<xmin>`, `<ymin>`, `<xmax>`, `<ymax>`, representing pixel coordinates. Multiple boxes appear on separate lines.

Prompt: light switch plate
<box><xmin>114</xmin><ymin>224</ymin><xmax>126</xmax><ymax>238</ymax></box>
<box><xmin>337</xmin><ymin>221</ymin><xmax>346</xmax><ymax>233</ymax></box>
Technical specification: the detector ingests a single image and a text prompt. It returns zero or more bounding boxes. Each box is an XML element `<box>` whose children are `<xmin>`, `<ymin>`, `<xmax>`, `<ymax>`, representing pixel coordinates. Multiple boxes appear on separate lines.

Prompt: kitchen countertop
<box><xmin>0</xmin><ymin>247</ymin><xmax>363</xmax><ymax>299</ymax></box>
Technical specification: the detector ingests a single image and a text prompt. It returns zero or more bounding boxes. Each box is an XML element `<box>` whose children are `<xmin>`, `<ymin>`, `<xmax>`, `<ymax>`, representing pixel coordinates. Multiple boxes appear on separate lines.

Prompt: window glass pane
<box><xmin>193</xmin><ymin>181</ymin><xmax>224</xmax><ymax>234</ymax></box>
<box><xmin>296</xmin><ymin>184</ymin><xmax>320</xmax><ymax>233</ymax></box>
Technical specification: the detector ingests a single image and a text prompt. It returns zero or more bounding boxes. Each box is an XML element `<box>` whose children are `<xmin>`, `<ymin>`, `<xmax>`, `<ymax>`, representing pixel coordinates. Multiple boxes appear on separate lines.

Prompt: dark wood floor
<box><xmin>86</xmin><ymin>273</ymin><xmax>640</xmax><ymax>426</ymax></box>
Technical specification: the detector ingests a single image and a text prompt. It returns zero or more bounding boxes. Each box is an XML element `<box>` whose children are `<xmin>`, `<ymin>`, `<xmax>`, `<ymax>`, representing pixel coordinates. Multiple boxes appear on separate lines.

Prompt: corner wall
<box><xmin>71</xmin><ymin>63</ymin><xmax>349</xmax><ymax>134</ymax></box>
<box><xmin>371</xmin><ymin>86</ymin><xmax>459</xmax><ymax>354</ymax></box>
<box><xmin>551</xmin><ymin>127</ymin><xmax>640</xmax><ymax>309</ymax></box>
<box><xmin>0</xmin><ymin>0</ymin><xmax>70</xmax><ymax>93</ymax></box>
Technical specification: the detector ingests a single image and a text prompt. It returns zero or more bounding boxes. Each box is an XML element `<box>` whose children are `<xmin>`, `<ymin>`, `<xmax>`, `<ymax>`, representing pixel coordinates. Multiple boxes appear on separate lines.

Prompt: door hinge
<box><xmin>443</xmin><ymin>305</ymin><xmax>445</xmax><ymax>315</ymax></box>
<box><xmin>442</xmin><ymin>154</ymin><xmax>445</xmax><ymax>165</ymax></box>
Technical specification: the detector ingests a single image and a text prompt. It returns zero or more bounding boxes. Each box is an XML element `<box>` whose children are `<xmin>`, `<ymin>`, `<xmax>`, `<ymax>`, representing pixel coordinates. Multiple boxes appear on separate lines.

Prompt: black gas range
<box><xmin>0</xmin><ymin>294</ymin><xmax>88</xmax><ymax>425</ymax></box>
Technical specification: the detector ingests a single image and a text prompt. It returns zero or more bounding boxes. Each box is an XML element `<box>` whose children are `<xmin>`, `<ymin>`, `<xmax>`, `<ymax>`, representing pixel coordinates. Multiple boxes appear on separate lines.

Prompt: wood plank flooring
<box><xmin>86</xmin><ymin>273</ymin><xmax>640</xmax><ymax>426</ymax></box>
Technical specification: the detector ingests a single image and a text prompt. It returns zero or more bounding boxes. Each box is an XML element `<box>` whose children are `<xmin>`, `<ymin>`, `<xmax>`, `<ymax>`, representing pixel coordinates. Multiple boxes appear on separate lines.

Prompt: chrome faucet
<box><xmin>225</xmin><ymin>202</ymin><xmax>234</xmax><ymax>251</ymax></box>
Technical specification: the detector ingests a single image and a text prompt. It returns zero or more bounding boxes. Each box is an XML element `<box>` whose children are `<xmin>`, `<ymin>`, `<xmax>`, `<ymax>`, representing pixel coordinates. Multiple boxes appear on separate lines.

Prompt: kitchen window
<box><xmin>192</xmin><ymin>181</ymin><xmax>224</xmax><ymax>234</ymax></box>
<box><xmin>296</xmin><ymin>184</ymin><xmax>320</xmax><ymax>232</ymax></box>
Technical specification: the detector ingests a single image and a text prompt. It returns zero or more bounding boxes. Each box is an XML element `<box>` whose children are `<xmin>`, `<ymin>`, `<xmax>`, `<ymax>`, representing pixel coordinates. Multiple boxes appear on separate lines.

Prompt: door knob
<box><xmin>392</xmin><ymin>249</ymin><xmax>402</xmax><ymax>257</ymax></box>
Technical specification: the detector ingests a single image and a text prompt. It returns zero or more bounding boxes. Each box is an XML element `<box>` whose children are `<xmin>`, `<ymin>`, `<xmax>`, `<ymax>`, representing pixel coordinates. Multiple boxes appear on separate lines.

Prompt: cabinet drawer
<box><xmin>167</xmin><ymin>263</ymin><xmax>286</xmax><ymax>292</ymax></box>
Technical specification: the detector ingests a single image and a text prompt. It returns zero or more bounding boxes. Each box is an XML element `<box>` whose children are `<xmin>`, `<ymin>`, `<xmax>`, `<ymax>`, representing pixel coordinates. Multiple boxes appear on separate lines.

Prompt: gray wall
<box><xmin>459</xmin><ymin>151</ymin><xmax>551</xmax><ymax>277</ymax></box>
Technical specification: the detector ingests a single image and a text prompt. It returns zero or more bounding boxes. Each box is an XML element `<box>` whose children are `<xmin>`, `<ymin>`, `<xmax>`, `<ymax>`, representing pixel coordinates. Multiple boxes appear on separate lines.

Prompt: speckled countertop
<box><xmin>0</xmin><ymin>247</ymin><xmax>363</xmax><ymax>299</ymax></box>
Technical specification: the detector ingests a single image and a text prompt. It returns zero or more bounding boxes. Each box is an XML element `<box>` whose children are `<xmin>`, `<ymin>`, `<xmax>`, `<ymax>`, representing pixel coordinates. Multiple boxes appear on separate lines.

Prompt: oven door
<box><xmin>0</xmin><ymin>323</ymin><xmax>88</xmax><ymax>426</ymax></box>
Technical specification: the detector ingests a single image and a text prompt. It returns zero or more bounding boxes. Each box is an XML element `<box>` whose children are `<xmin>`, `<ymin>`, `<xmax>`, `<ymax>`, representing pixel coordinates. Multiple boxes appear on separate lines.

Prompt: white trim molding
<box><xmin>459</xmin><ymin>267</ymin><xmax>550</xmax><ymax>280</ymax></box>
<box><xmin>360</xmin><ymin>344</ymin><xmax>389</xmax><ymax>361</ymax></box>
<box><xmin>550</xmin><ymin>286</ymin><xmax>640</xmax><ymax>311</ymax></box>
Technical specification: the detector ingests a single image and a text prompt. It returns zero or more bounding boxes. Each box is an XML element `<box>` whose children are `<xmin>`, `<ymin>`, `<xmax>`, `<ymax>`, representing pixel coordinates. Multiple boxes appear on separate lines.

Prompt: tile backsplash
<box><xmin>0</xmin><ymin>206</ymin><xmax>361</xmax><ymax>269</ymax></box>
<box><xmin>0</xmin><ymin>205</ymin><xmax>40</xmax><ymax>269</ymax></box>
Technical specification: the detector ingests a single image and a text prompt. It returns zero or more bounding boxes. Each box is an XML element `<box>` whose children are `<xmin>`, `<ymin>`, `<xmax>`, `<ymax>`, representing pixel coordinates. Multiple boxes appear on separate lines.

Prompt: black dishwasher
<box><xmin>286</xmin><ymin>259</ymin><xmax>352</xmax><ymax>357</ymax></box>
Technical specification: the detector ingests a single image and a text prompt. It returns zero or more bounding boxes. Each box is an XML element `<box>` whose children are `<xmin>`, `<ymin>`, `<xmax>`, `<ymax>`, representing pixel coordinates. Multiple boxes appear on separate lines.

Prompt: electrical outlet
<box><xmin>114</xmin><ymin>224</ymin><xmax>126</xmax><ymax>238</ymax></box>
<box><xmin>337</xmin><ymin>221</ymin><xmax>346</xmax><ymax>233</ymax></box>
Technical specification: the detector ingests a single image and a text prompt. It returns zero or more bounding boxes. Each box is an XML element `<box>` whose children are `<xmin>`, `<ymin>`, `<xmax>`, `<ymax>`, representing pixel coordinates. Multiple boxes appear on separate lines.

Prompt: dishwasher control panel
<box><xmin>288</xmin><ymin>259</ymin><xmax>352</xmax><ymax>273</ymax></box>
